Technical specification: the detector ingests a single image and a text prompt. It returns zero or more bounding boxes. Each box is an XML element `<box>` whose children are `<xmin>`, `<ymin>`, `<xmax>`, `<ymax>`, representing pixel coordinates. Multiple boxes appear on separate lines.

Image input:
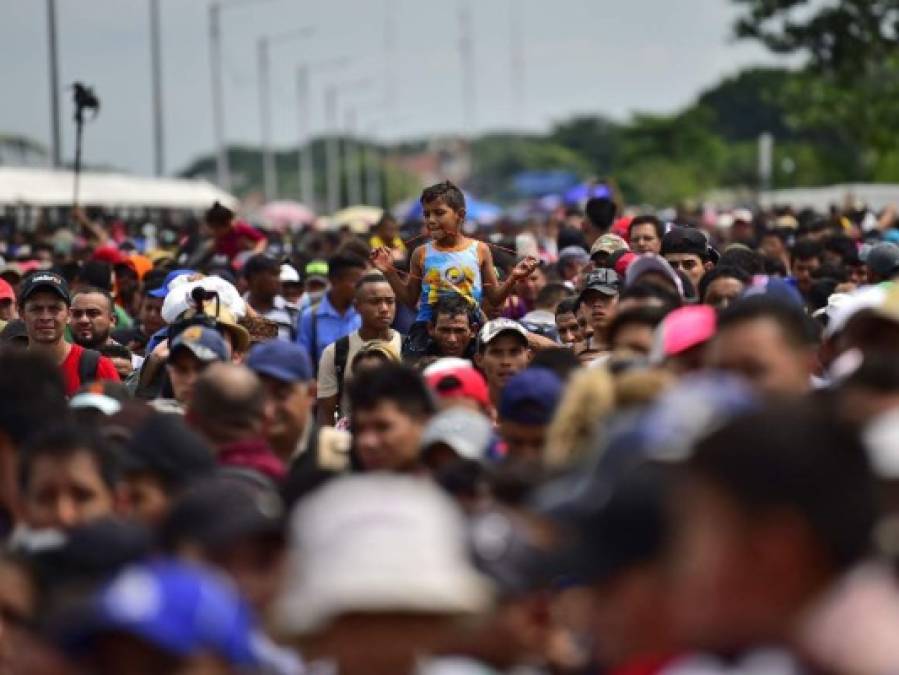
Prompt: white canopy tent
<box><xmin>760</xmin><ymin>184</ymin><xmax>899</xmax><ymax>212</ymax></box>
<box><xmin>0</xmin><ymin>167</ymin><xmax>238</xmax><ymax>210</ymax></box>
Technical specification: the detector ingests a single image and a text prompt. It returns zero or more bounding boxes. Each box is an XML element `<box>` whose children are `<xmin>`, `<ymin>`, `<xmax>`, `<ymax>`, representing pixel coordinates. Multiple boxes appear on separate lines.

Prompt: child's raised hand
<box><xmin>510</xmin><ymin>255</ymin><xmax>540</xmax><ymax>282</ymax></box>
<box><xmin>369</xmin><ymin>246</ymin><xmax>393</xmax><ymax>273</ymax></box>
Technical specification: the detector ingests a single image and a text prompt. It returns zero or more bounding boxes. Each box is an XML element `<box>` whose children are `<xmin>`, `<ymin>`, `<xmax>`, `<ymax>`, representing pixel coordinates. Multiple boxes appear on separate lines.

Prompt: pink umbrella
<box><xmin>260</xmin><ymin>200</ymin><xmax>316</xmax><ymax>231</ymax></box>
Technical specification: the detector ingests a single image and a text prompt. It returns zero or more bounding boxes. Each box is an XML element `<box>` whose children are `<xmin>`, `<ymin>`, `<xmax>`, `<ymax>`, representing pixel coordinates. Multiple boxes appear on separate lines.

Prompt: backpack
<box><xmin>77</xmin><ymin>348</ymin><xmax>102</xmax><ymax>387</ymax></box>
<box><xmin>334</xmin><ymin>335</ymin><xmax>350</xmax><ymax>416</ymax></box>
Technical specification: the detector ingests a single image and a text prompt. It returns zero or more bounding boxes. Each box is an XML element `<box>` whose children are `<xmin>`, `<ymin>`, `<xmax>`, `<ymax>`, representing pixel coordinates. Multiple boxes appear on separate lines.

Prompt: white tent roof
<box><xmin>0</xmin><ymin>167</ymin><xmax>238</xmax><ymax>210</ymax></box>
<box><xmin>760</xmin><ymin>184</ymin><xmax>899</xmax><ymax>212</ymax></box>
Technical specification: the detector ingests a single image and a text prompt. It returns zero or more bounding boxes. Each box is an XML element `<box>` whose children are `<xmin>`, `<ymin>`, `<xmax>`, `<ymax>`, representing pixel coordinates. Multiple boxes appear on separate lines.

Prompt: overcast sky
<box><xmin>1</xmin><ymin>0</ymin><xmax>784</xmax><ymax>177</ymax></box>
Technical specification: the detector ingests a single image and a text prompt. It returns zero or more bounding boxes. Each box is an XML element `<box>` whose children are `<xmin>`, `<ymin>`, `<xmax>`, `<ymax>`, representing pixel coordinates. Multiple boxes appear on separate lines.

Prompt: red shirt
<box><xmin>214</xmin><ymin>221</ymin><xmax>265</xmax><ymax>259</ymax></box>
<box><xmin>60</xmin><ymin>344</ymin><xmax>121</xmax><ymax>397</ymax></box>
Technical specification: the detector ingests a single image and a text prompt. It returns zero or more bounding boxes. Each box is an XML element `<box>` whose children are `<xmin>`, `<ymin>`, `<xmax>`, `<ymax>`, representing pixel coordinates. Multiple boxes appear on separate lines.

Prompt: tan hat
<box><xmin>182</xmin><ymin>301</ymin><xmax>250</xmax><ymax>353</ymax></box>
<box><xmin>590</xmin><ymin>233</ymin><xmax>629</xmax><ymax>258</ymax></box>
<box><xmin>272</xmin><ymin>474</ymin><xmax>492</xmax><ymax>636</ymax></box>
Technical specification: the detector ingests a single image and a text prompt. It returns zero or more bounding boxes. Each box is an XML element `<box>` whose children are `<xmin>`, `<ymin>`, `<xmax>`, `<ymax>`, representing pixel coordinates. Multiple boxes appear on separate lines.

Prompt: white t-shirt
<box><xmin>317</xmin><ymin>329</ymin><xmax>402</xmax><ymax>412</ymax></box>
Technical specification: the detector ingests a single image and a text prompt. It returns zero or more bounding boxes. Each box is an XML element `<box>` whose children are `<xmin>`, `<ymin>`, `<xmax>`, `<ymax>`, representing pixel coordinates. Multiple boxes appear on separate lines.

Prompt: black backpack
<box><xmin>78</xmin><ymin>348</ymin><xmax>102</xmax><ymax>386</ymax></box>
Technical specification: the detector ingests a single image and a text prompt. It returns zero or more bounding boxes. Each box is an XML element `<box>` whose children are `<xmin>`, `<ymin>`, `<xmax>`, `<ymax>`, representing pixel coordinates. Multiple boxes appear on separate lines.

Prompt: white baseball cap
<box><xmin>272</xmin><ymin>475</ymin><xmax>492</xmax><ymax>635</ymax></box>
<box><xmin>280</xmin><ymin>264</ymin><xmax>300</xmax><ymax>284</ymax></box>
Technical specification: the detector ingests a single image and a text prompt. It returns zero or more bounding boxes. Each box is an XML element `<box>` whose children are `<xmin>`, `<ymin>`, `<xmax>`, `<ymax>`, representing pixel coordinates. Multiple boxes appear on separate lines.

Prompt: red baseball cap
<box><xmin>0</xmin><ymin>278</ymin><xmax>14</xmax><ymax>302</ymax></box>
<box><xmin>424</xmin><ymin>359</ymin><xmax>490</xmax><ymax>410</ymax></box>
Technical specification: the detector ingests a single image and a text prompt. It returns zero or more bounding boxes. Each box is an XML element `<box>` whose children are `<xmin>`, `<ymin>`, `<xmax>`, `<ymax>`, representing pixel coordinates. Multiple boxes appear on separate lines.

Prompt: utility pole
<box><xmin>325</xmin><ymin>85</ymin><xmax>340</xmax><ymax>214</ymax></box>
<box><xmin>344</xmin><ymin>108</ymin><xmax>362</xmax><ymax>206</ymax></box>
<box><xmin>258</xmin><ymin>37</ymin><xmax>275</xmax><ymax>200</ymax></box>
<box><xmin>46</xmin><ymin>0</ymin><xmax>61</xmax><ymax>167</ymax></box>
<box><xmin>149</xmin><ymin>0</ymin><xmax>165</xmax><ymax>176</ymax></box>
<box><xmin>208</xmin><ymin>3</ymin><xmax>229</xmax><ymax>189</ymax></box>
<box><xmin>458</xmin><ymin>0</ymin><xmax>476</xmax><ymax>133</ymax></box>
<box><xmin>257</xmin><ymin>26</ymin><xmax>315</xmax><ymax>202</ymax></box>
<box><xmin>295</xmin><ymin>66</ymin><xmax>314</xmax><ymax>208</ymax></box>
<box><xmin>364</xmin><ymin>122</ymin><xmax>383</xmax><ymax>208</ymax></box>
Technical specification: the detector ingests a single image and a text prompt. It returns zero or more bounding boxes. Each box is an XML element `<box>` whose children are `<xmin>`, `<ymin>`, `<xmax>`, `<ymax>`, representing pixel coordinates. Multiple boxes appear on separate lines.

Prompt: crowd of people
<box><xmin>3</xmin><ymin>179</ymin><xmax>899</xmax><ymax>675</ymax></box>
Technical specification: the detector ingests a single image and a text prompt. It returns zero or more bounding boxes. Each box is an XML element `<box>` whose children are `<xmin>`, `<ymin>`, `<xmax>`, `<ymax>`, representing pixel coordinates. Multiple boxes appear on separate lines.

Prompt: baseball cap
<box><xmin>280</xmin><ymin>263</ymin><xmax>301</xmax><ymax>284</ymax></box>
<box><xmin>123</xmin><ymin>413</ymin><xmax>216</xmax><ymax>489</ymax></box>
<box><xmin>661</xmin><ymin>226</ymin><xmax>710</xmax><ymax>258</ymax></box>
<box><xmin>242</xmin><ymin>254</ymin><xmax>280</xmax><ymax>279</ymax></box>
<box><xmin>558</xmin><ymin>246</ymin><xmax>590</xmax><ymax>264</ymax></box>
<box><xmin>304</xmin><ymin>259</ymin><xmax>329</xmax><ymax>284</ymax></box>
<box><xmin>421</xmin><ymin>408</ymin><xmax>493</xmax><ymax>462</ymax></box>
<box><xmin>246</xmin><ymin>340</ymin><xmax>313</xmax><ymax>383</ymax></box>
<box><xmin>18</xmin><ymin>271</ymin><xmax>71</xmax><ymax>305</ymax></box>
<box><xmin>549</xmin><ymin>462</ymin><xmax>670</xmax><ymax>584</ymax></box>
<box><xmin>590</xmin><ymin>233</ymin><xmax>629</xmax><ymax>259</ymax></box>
<box><xmin>741</xmin><ymin>275</ymin><xmax>804</xmax><ymax>308</ymax></box>
<box><xmin>499</xmin><ymin>367</ymin><xmax>563</xmax><ymax>425</ymax></box>
<box><xmin>0</xmin><ymin>278</ymin><xmax>14</xmax><ymax>302</ymax></box>
<box><xmin>160</xmin><ymin>477</ymin><xmax>285</xmax><ymax>552</ymax></box>
<box><xmin>0</xmin><ymin>318</ymin><xmax>27</xmax><ymax>345</ymax></box>
<box><xmin>612</xmin><ymin>250</ymin><xmax>637</xmax><ymax>277</ymax></box>
<box><xmin>650</xmin><ymin>305</ymin><xmax>717</xmax><ymax>363</ymax></box>
<box><xmin>271</xmin><ymin>474</ymin><xmax>492</xmax><ymax>635</ymax></box>
<box><xmin>866</xmin><ymin>243</ymin><xmax>899</xmax><ymax>278</ymax></box>
<box><xmin>579</xmin><ymin>268</ymin><xmax>621</xmax><ymax>299</ymax></box>
<box><xmin>424</xmin><ymin>359</ymin><xmax>491</xmax><ymax>409</ymax></box>
<box><xmin>59</xmin><ymin>559</ymin><xmax>266</xmax><ymax>666</ymax></box>
<box><xmin>169</xmin><ymin>325</ymin><xmax>229</xmax><ymax>364</ymax></box>
<box><xmin>478</xmin><ymin>318</ymin><xmax>529</xmax><ymax>351</ymax></box>
<box><xmin>148</xmin><ymin>269</ymin><xmax>194</xmax><ymax>299</ymax></box>
<box><xmin>625</xmin><ymin>254</ymin><xmax>684</xmax><ymax>297</ymax></box>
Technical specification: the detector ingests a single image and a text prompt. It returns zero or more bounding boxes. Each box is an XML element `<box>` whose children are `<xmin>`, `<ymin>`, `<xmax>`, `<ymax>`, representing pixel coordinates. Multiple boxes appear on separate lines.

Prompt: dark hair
<box><xmin>528</xmin><ymin>349</ymin><xmax>581</xmax><ymax>382</ymax></box>
<box><xmin>72</xmin><ymin>286</ymin><xmax>115</xmax><ymax>316</ymax></box>
<box><xmin>0</xmin><ymin>351</ymin><xmax>68</xmax><ymax>447</ymax></box>
<box><xmin>619</xmin><ymin>282</ymin><xmax>683</xmax><ymax>313</ymax></box>
<box><xmin>242</xmin><ymin>254</ymin><xmax>280</xmax><ymax>280</ymax></box>
<box><xmin>431</xmin><ymin>294</ymin><xmax>475</xmax><ymax>325</ymax></box>
<box><xmin>763</xmin><ymin>255</ymin><xmax>788</xmax><ymax>277</ymax></box>
<box><xmin>535</xmin><ymin>282</ymin><xmax>573</xmax><ymax>311</ymax></box>
<box><xmin>355</xmin><ymin>272</ymin><xmax>390</xmax><ymax>292</ymax></box>
<box><xmin>98</xmin><ymin>343</ymin><xmax>132</xmax><ymax>362</ymax></box>
<box><xmin>584</xmin><ymin>197</ymin><xmax>617</xmax><ymax>232</ymax></box>
<box><xmin>792</xmin><ymin>240</ymin><xmax>824</xmax><ymax>262</ymax></box>
<box><xmin>327</xmin><ymin>253</ymin><xmax>367</xmax><ymax>281</ymax></box>
<box><xmin>698</xmin><ymin>265</ymin><xmax>751</xmax><ymax>302</ymax></box>
<box><xmin>420</xmin><ymin>181</ymin><xmax>466</xmax><ymax>213</ymax></box>
<box><xmin>718</xmin><ymin>248</ymin><xmax>765</xmax><ymax>276</ymax></box>
<box><xmin>77</xmin><ymin>261</ymin><xmax>113</xmax><ymax>292</ymax></box>
<box><xmin>718</xmin><ymin>296</ymin><xmax>817</xmax><ymax>348</ymax></box>
<box><xmin>843</xmin><ymin>352</ymin><xmax>899</xmax><ymax>393</ymax></box>
<box><xmin>812</xmin><ymin>263</ymin><xmax>848</xmax><ymax>283</ymax></box>
<box><xmin>348</xmin><ymin>363</ymin><xmax>436</xmax><ymax>419</ymax></box>
<box><xmin>335</xmin><ymin>238</ymin><xmax>371</xmax><ymax>262</ymax></box>
<box><xmin>205</xmin><ymin>201</ymin><xmax>234</xmax><ymax>225</ymax></box>
<box><xmin>555</xmin><ymin>297</ymin><xmax>579</xmax><ymax>318</ymax></box>
<box><xmin>607</xmin><ymin>306</ymin><xmax>669</xmax><ymax>348</ymax></box>
<box><xmin>628</xmin><ymin>215</ymin><xmax>664</xmax><ymax>240</ymax></box>
<box><xmin>20</xmin><ymin>424</ymin><xmax>119</xmax><ymax>493</ymax></box>
<box><xmin>824</xmin><ymin>235</ymin><xmax>856</xmax><ymax>263</ymax></box>
<box><xmin>688</xmin><ymin>402</ymin><xmax>876</xmax><ymax>570</ymax></box>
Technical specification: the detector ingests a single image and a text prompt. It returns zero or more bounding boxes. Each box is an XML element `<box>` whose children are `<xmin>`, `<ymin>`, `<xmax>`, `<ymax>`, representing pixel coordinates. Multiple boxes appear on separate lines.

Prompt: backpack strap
<box><xmin>309</xmin><ymin>302</ymin><xmax>322</xmax><ymax>373</ymax></box>
<box><xmin>334</xmin><ymin>335</ymin><xmax>351</xmax><ymax>416</ymax></box>
<box><xmin>78</xmin><ymin>348</ymin><xmax>101</xmax><ymax>387</ymax></box>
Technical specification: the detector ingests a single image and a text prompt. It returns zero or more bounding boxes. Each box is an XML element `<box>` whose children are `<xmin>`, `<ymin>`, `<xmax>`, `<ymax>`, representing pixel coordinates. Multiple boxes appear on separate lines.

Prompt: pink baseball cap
<box><xmin>651</xmin><ymin>305</ymin><xmax>717</xmax><ymax>362</ymax></box>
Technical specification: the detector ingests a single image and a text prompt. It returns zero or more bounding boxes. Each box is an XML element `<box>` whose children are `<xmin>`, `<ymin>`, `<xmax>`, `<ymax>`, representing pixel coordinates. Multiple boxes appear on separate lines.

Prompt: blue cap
<box><xmin>148</xmin><ymin>269</ymin><xmax>194</xmax><ymax>298</ymax></box>
<box><xmin>499</xmin><ymin>367</ymin><xmax>563</xmax><ymax>425</ymax></box>
<box><xmin>169</xmin><ymin>325</ymin><xmax>229</xmax><ymax>363</ymax></box>
<box><xmin>61</xmin><ymin>559</ymin><xmax>264</xmax><ymax>666</ymax></box>
<box><xmin>246</xmin><ymin>340</ymin><xmax>313</xmax><ymax>383</ymax></box>
<box><xmin>742</xmin><ymin>275</ymin><xmax>803</xmax><ymax>307</ymax></box>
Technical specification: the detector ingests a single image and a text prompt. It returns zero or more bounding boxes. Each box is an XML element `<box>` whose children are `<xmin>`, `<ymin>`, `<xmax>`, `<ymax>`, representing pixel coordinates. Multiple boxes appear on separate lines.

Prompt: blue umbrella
<box><xmin>563</xmin><ymin>182</ymin><xmax>611</xmax><ymax>204</ymax></box>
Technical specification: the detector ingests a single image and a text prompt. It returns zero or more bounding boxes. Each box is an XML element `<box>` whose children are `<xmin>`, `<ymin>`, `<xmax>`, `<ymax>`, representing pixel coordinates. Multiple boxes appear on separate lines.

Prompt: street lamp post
<box><xmin>257</xmin><ymin>25</ymin><xmax>315</xmax><ymax>202</ymax></box>
<box><xmin>149</xmin><ymin>0</ymin><xmax>165</xmax><ymax>176</ymax></box>
<box><xmin>46</xmin><ymin>0</ymin><xmax>61</xmax><ymax>168</ymax></box>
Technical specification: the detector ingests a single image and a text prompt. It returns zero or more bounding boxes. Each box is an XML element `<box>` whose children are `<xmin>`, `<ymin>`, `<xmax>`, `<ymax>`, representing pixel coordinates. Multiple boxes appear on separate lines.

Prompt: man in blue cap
<box><xmin>158</xmin><ymin>325</ymin><xmax>230</xmax><ymax>411</ymax></box>
<box><xmin>498</xmin><ymin>366</ymin><xmax>563</xmax><ymax>465</ymax></box>
<box><xmin>246</xmin><ymin>340</ymin><xmax>351</xmax><ymax>475</ymax></box>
